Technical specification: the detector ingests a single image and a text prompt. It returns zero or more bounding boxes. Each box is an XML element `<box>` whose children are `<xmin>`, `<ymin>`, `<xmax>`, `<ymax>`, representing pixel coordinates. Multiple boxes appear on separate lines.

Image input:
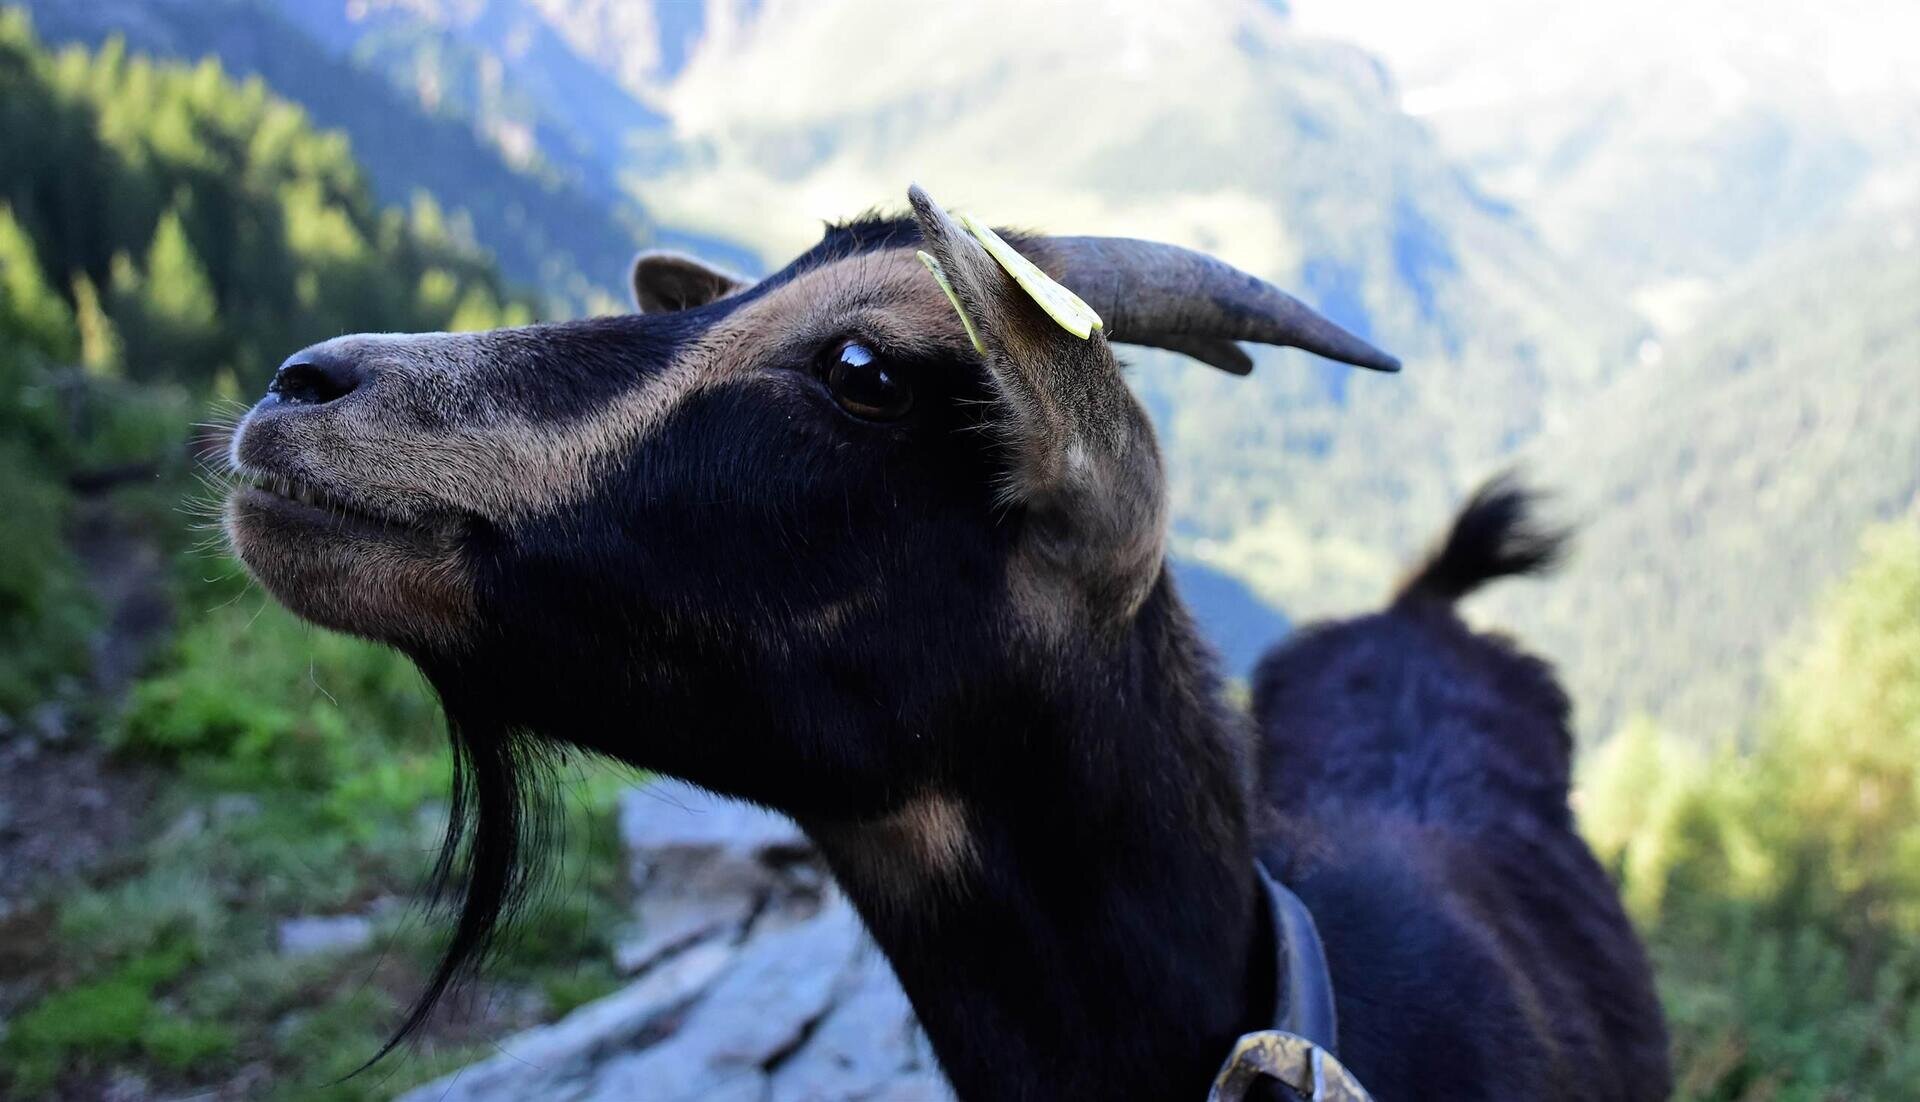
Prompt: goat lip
<box><xmin>232</xmin><ymin>468</ymin><xmax>434</xmax><ymax>537</ymax></box>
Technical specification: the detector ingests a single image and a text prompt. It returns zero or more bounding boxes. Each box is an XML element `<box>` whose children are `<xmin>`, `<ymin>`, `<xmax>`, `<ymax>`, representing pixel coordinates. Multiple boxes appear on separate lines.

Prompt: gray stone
<box><xmin>211</xmin><ymin>793</ymin><xmax>263</xmax><ymax>821</ymax></box>
<box><xmin>402</xmin><ymin>780</ymin><xmax>953</xmax><ymax>1102</ymax></box>
<box><xmin>865</xmin><ymin>1073</ymin><xmax>959</xmax><ymax>1101</ymax></box>
<box><xmin>597</xmin><ymin>1048</ymin><xmax>771</xmax><ymax>1102</ymax></box>
<box><xmin>276</xmin><ymin>914</ymin><xmax>373</xmax><ymax>957</ymax></box>
<box><xmin>672</xmin><ymin>899</ymin><xmax>859</xmax><ymax>1052</ymax></box>
<box><xmin>399</xmin><ymin>939</ymin><xmax>737</xmax><ymax>1102</ymax></box>
<box><xmin>591</xmin><ymin>900</ymin><xmax>867</xmax><ymax>1102</ymax></box>
<box><xmin>768</xmin><ymin>949</ymin><xmax>925</xmax><ymax>1102</ymax></box>
<box><xmin>619</xmin><ymin>780</ymin><xmax>809</xmax><ymax>867</ymax></box>
<box><xmin>613</xmin><ymin>890</ymin><xmax>755</xmax><ymax>976</ymax></box>
<box><xmin>615</xmin><ymin>780</ymin><xmax>822</xmax><ymax>978</ymax></box>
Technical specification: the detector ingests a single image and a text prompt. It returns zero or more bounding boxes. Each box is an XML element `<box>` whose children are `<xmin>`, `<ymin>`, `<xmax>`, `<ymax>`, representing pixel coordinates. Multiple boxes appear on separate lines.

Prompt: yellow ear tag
<box><xmin>957</xmin><ymin>213</ymin><xmax>1103</xmax><ymax>340</ymax></box>
<box><xmin>916</xmin><ymin>250</ymin><xmax>989</xmax><ymax>356</ymax></box>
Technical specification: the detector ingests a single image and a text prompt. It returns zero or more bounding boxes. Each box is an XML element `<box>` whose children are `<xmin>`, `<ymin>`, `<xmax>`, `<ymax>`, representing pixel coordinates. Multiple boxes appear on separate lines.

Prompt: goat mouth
<box><xmin>233</xmin><ymin>468</ymin><xmax>433</xmax><ymax>536</ymax></box>
<box><xmin>226</xmin><ymin>463</ymin><xmax>477</xmax><ymax>647</ymax></box>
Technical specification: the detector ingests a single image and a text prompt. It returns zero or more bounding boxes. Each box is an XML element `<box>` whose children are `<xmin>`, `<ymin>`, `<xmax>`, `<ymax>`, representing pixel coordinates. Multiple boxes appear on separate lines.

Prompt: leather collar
<box><xmin>1206</xmin><ymin>865</ymin><xmax>1372</xmax><ymax>1101</ymax></box>
<box><xmin>1259</xmin><ymin>862</ymin><xmax>1340</xmax><ymax>1052</ymax></box>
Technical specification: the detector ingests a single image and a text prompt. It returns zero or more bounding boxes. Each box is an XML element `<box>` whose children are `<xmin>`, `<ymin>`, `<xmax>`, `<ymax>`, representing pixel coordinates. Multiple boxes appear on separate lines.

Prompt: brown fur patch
<box><xmin>224</xmin><ymin>492</ymin><xmax>475</xmax><ymax>649</ymax></box>
<box><xmin>811</xmin><ymin>793</ymin><xmax>977</xmax><ymax>910</ymax></box>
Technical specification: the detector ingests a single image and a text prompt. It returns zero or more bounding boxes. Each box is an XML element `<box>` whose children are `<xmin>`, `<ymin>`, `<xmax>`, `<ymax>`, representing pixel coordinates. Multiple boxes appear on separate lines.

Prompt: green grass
<box><xmin>1</xmin><ymin>544</ymin><xmax>637</xmax><ymax>1100</ymax></box>
<box><xmin>0</xmin><ymin>22</ymin><xmax>639</xmax><ymax>1097</ymax></box>
<box><xmin>1</xmin><ymin>937</ymin><xmax>231</xmax><ymax>1094</ymax></box>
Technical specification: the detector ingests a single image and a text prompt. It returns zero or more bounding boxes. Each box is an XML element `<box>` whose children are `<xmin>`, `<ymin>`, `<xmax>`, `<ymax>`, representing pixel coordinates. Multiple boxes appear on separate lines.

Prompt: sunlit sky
<box><xmin>1287</xmin><ymin>0</ymin><xmax>1920</xmax><ymax>328</ymax></box>
<box><xmin>1288</xmin><ymin>0</ymin><xmax>1920</xmax><ymax>112</ymax></box>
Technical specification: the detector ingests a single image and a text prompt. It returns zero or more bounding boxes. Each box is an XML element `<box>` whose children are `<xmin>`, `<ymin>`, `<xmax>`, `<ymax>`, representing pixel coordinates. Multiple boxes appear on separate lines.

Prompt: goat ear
<box><xmin>629</xmin><ymin>251</ymin><xmax>747</xmax><ymax>314</ymax></box>
<box><xmin>907</xmin><ymin>185</ymin><xmax>1165</xmax><ymax>628</ymax></box>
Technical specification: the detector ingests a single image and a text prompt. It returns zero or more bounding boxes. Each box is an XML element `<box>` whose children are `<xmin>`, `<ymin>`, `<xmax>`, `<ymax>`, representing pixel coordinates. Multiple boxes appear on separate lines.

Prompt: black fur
<box><xmin>1252</xmin><ymin>481</ymin><xmax>1669</xmax><ymax>1099</ymax></box>
<box><xmin>235</xmin><ymin>215</ymin><xmax>1668</xmax><ymax>1099</ymax></box>
<box><xmin>1395</xmin><ymin>473</ymin><xmax>1568</xmax><ymax>604</ymax></box>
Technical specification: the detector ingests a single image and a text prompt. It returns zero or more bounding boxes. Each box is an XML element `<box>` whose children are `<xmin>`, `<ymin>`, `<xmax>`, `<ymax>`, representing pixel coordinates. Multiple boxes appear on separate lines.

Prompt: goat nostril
<box><xmin>268</xmin><ymin>354</ymin><xmax>362</xmax><ymax>406</ymax></box>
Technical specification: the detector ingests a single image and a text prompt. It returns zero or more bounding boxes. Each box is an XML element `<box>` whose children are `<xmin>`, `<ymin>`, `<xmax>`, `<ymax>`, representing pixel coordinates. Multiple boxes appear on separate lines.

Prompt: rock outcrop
<box><xmin>400</xmin><ymin>781</ymin><xmax>949</xmax><ymax>1102</ymax></box>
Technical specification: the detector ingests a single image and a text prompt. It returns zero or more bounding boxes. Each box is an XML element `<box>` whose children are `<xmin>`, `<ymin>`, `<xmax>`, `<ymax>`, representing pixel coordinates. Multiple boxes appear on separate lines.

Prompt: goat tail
<box><xmin>1393</xmin><ymin>472</ymin><xmax>1569</xmax><ymax>605</ymax></box>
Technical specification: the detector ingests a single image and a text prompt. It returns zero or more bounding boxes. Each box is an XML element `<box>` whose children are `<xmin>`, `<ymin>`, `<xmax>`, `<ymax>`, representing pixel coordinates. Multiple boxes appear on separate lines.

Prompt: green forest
<box><xmin>0</xmin><ymin>11</ymin><xmax>1916</xmax><ymax>1100</ymax></box>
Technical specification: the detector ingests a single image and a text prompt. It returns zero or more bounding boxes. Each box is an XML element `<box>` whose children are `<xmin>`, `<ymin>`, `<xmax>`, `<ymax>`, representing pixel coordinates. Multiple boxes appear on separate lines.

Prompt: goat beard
<box><xmin>359</xmin><ymin>708</ymin><xmax>561</xmax><ymax>1070</ymax></box>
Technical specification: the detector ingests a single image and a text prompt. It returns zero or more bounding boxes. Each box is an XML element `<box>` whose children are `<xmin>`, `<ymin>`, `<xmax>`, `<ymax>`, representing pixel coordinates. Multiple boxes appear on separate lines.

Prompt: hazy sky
<box><xmin>1288</xmin><ymin>0</ymin><xmax>1920</xmax><ymax>331</ymax></box>
<box><xmin>1287</xmin><ymin>0</ymin><xmax>1920</xmax><ymax>119</ymax></box>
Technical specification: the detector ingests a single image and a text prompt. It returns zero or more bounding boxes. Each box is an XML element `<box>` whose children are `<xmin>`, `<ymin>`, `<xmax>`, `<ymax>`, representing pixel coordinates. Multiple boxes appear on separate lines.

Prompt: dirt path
<box><xmin>0</xmin><ymin>495</ymin><xmax>169</xmax><ymax>919</ymax></box>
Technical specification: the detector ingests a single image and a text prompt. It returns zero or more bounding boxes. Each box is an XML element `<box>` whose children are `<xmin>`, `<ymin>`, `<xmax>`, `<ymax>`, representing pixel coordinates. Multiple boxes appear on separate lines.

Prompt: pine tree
<box><xmin>0</xmin><ymin>203</ymin><xmax>75</xmax><ymax>360</ymax></box>
<box><xmin>447</xmin><ymin>284</ymin><xmax>505</xmax><ymax>333</ymax></box>
<box><xmin>142</xmin><ymin>205</ymin><xmax>218</xmax><ymax>333</ymax></box>
<box><xmin>71</xmin><ymin>273</ymin><xmax>122</xmax><ymax>378</ymax></box>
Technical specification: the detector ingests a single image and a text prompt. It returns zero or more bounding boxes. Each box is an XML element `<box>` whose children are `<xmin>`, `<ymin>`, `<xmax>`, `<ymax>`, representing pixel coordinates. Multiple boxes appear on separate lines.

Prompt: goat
<box><xmin>1251</xmin><ymin>477</ymin><xmax>1670</xmax><ymax>1098</ymax></box>
<box><xmin>223</xmin><ymin>185</ymin><xmax>1668</xmax><ymax>1099</ymax></box>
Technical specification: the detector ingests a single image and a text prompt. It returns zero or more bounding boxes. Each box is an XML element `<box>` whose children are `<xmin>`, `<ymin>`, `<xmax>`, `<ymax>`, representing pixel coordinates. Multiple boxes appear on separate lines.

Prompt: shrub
<box><xmin>0</xmin><ymin>938</ymin><xmax>232</xmax><ymax>1095</ymax></box>
<box><xmin>1582</xmin><ymin>521</ymin><xmax>1920</xmax><ymax>1100</ymax></box>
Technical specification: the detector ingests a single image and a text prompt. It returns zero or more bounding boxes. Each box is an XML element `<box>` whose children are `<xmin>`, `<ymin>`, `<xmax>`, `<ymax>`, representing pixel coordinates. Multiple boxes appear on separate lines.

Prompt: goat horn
<box><xmin>1116</xmin><ymin>332</ymin><xmax>1256</xmax><ymax>376</ymax></box>
<box><xmin>1044</xmin><ymin>236</ymin><xmax>1402</xmax><ymax>373</ymax></box>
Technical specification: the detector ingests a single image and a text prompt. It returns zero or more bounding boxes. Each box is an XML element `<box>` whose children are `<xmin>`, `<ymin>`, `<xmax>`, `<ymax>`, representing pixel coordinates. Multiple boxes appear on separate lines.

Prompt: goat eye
<box><xmin>825</xmin><ymin>340</ymin><xmax>914</xmax><ymax>421</ymax></box>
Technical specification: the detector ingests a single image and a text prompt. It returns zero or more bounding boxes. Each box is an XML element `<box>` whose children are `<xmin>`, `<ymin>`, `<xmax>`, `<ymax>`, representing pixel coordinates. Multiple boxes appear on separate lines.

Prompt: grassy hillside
<box><xmin>0</xmin><ymin>22</ymin><xmax>631</xmax><ymax>1098</ymax></box>
<box><xmin>0</xmin><ymin>14</ymin><xmax>534</xmax><ymax>394</ymax></box>
<box><xmin>1481</xmin><ymin>210</ymin><xmax>1920</xmax><ymax>740</ymax></box>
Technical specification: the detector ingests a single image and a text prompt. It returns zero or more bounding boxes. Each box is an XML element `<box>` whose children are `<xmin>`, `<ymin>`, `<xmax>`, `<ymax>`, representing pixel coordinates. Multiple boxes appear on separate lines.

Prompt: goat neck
<box><xmin>804</xmin><ymin>573</ymin><xmax>1268</xmax><ymax>1101</ymax></box>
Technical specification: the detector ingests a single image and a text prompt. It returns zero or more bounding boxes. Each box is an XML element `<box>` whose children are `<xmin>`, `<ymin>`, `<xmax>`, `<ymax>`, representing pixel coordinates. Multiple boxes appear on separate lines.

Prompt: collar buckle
<box><xmin>1207</xmin><ymin>1030</ymin><xmax>1373</xmax><ymax>1101</ymax></box>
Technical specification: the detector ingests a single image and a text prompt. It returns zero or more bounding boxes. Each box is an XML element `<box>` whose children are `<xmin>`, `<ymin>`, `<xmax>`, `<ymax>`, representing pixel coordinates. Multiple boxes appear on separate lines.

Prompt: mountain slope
<box><xmin>259</xmin><ymin>0</ymin><xmax>764</xmax><ymax>275</ymax></box>
<box><xmin>14</xmin><ymin>0</ymin><xmax>664</xmax><ymax>310</ymax></box>
<box><xmin>1480</xmin><ymin>208</ymin><xmax>1920</xmax><ymax>740</ymax></box>
<box><xmin>1290</xmin><ymin>0</ymin><xmax>1920</xmax><ymax>332</ymax></box>
<box><xmin>270</xmin><ymin>0</ymin><xmax>666</xmax><ymax>196</ymax></box>
<box><xmin>632</xmin><ymin>0</ymin><xmax>1643</xmax><ymax>617</ymax></box>
<box><xmin>1170</xmin><ymin>560</ymin><xmax>1291</xmax><ymax>680</ymax></box>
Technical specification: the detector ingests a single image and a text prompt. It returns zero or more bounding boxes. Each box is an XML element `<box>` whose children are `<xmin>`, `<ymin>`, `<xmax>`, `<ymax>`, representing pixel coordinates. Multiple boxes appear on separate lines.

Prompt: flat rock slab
<box><xmin>618</xmin><ymin>780</ymin><xmax>809</xmax><ymax>863</ymax></box>
<box><xmin>401</xmin><ymin>782</ymin><xmax>951</xmax><ymax>1102</ymax></box>
<box><xmin>769</xmin><ymin>947</ymin><xmax>931</xmax><ymax>1102</ymax></box>
<box><xmin>614</xmin><ymin>781</ymin><xmax>825</xmax><ymax>977</ymax></box>
<box><xmin>400</xmin><ymin>940</ymin><xmax>738</xmax><ymax>1102</ymax></box>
